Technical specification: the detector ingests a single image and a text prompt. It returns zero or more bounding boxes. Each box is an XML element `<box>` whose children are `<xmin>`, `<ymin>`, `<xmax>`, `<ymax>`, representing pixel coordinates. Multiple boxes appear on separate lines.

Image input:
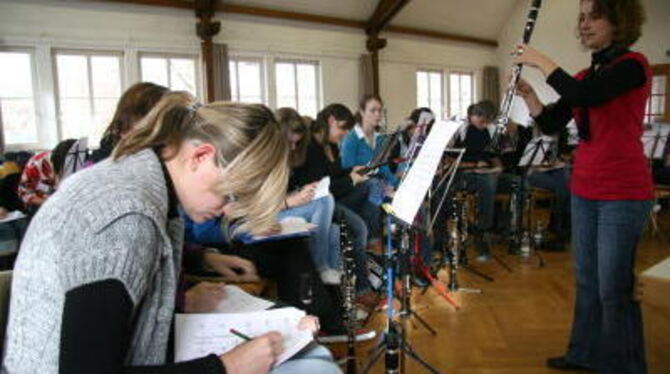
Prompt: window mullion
<box><xmin>293</xmin><ymin>63</ymin><xmax>299</xmax><ymax>111</ymax></box>
<box><xmin>87</xmin><ymin>54</ymin><xmax>95</xmax><ymax>139</ymax></box>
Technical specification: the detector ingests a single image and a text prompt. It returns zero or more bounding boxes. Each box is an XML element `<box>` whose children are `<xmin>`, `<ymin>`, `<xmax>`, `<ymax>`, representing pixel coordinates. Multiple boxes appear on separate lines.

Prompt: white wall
<box><xmin>0</xmin><ymin>0</ymin><xmax>499</xmax><ymax>148</ymax></box>
<box><xmin>497</xmin><ymin>0</ymin><xmax>670</xmax><ymax>124</ymax></box>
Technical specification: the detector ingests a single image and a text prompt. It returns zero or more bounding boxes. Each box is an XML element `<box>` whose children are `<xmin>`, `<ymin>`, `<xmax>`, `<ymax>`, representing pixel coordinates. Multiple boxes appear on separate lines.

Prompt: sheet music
<box><xmin>175</xmin><ymin>307</ymin><xmax>313</xmax><ymax>367</ymax></box>
<box><xmin>519</xmin><ymin>136</ymin><xmax>555</xmax><ymax>166</ymax></box>
<box><xmin>213</xmin><ymin>285</ymin><xmax>274</xmax><ymax>313</ymax></box>
<box><xmin>312</xmin><ymin>177</ymin><xmax>331</xmax><ymax>200</ymax></box>
<box><xmin>391</xmin><ymin>120</ymin><xmax>459</xmax><ymax>224</ymax></box>
<box><xmin>642</xmin><ymin>123</ymin><xmax>670</xmax><ymax>159</ymax></box>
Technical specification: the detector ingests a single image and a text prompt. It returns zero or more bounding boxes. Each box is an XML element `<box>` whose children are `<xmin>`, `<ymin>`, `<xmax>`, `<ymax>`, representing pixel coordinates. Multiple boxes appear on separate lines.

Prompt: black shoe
<box><xmin>546</xmin><ymin>356</ymin><xmax>596</xmax><ymax>371</ymax></box>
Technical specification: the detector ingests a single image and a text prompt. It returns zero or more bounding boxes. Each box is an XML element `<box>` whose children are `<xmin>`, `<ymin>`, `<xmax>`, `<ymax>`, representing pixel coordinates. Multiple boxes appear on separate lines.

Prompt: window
<box><xmin>645</xmin><ymin>64</ymin><xmax>670</xmax><ymax>124</ymax></box>
<box><xmin>449</xmin><ymin>72</ymin><xmax>474</xmax><ymax>120</ymax></box>
<box><xmin>274</xmin><ymin>60</ymin><xmax>319</xmax><ymax>117</ymax></box>
<box><xmin>0</xmin><ymin>50</ymin><xmax>38</xmax><ymax>145</ymax></box>
<box><xmin>140</xmin><ymin>54</ymin><xmax>199</xmax><ymax>96</ymax></box>
<box><xmin>54</xmin><ymin>50</ymin><xmax>123</xmax><ymax>145</ymax></box>
<box><xmin>229</xmin><ymin>58</ymin><xmax>264</xmax><ymax>104</ymax></box>
<box><xmin>416</xmin><ymin>70</ymin><xmax>443</xmax><ymax>120</ymax></box>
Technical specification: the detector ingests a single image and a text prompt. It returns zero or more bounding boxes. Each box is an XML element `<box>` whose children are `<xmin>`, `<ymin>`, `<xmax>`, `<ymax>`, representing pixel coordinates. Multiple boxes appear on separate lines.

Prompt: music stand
<box><xmin>62</xmin><ymin>137</ymin><xmax>89</xmax><ymax>180</ymax></box>
<box><xmin>513</xmin><ymin>135</ymin><xmax>559</xmax><ymax>267</ymax></box>
<box><xmin>642</xmin><ymin>123</ymin><xmax>670</xmax><ymax>161</ymax></box>
<box><xmin>362</xmin><ymin>120</ymin><xmax>460</xmax><ymax>374</ymax></box>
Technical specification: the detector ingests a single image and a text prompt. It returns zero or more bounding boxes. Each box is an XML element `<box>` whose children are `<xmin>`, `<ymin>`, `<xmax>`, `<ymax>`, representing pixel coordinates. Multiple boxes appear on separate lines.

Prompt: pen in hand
<box><xmin>229</xmin><ymin>328</ymin><xmax>252</xmax><ymax>342</ymax></box>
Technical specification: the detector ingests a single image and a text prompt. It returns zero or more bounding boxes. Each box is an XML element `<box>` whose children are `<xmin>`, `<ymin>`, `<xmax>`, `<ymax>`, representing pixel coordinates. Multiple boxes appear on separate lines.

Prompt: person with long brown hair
<box><xmin>89</xmin><ymin>82</ymin><xmax>169</xmax><ymax>163</ymax></box>
<box><xmin>3</xmin><ymin>92</ymin><xmax>340</xmax><ymax>374</ymax></box>
<box><xmin>276</xmin><ymin>107</ymin><xmax>341</xmax><ymax>283</ymax></box>
<box><xmin>514</xmin><ymin>0</ymin><xmax>651</xmax><ymax>372</ymax></box>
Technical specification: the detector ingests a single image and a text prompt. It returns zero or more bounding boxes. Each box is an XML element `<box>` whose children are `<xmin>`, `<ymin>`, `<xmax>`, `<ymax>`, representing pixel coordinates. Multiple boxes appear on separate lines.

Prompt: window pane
<box><xmin>297</xmin><ymin>63</ymin><xmax>317</xmax><ymax>117</ymax></box>
<box><xmin>0</xmin><ymin>52</ymin><xmax>33</xmax><ymax>97</ymax></box>
<box><xmin>238</xmin><ymin>61</ymin><xmax>262</xmax><ymax>104</ymax></box>
<box><xmin>652</xmin><ymin>76</ymin><xmax>666</xmax><ymax>95</ymax></box>
<box><xmin>59</xmin><ymin>98</ymin><xmax>91</xmax><ymax>139</ymax></box>
<box><xmin>141</xmin><ymin>57</ymin><xmax>168</xmax><ymax>87</ymax></box>
<box><xmin>429</xmin><ymin>72</ymin><xmax>442</xmax><ymax>118</ymax></box>
<box><xmin>57</xmin><ymin>55</ymin><xmax>89</xmax><ymax>98</ymax></box>
<box><xmin>91</xmin><ymin>56</ymin><xmax>121</xmax><ymax>99</ymax></box>
<box><xmin>651</xmin><ymin>96</ymin><xmax>665</xmax><ymax>116</ymax></box>
<box><xmin>1</xmin><ymin>99</ymin><xmax>38</xmax><ymax>144</ymax></box>
<box><xmin>276</xmin><ymin>62</ymin><xmax>296</xmax><ymax>109</ymax></box>
<box><xmin>417</xmin><ymin>72</ymin><xmax>428</xmax><ymax>107</ymax></box>
<box><xmin>170</xmin><ymin>58</ymin><xmax>196</xmax><ymax>94</ymax></box>
<box><xmin>229</xmin><ymin>61</ymin><xmax>238</xmax><ymax>101</ymax></box>
<box><xmin>92</xmin><ymin>98</ymin><xmax>118</xmax><ymax>143</ymax></box>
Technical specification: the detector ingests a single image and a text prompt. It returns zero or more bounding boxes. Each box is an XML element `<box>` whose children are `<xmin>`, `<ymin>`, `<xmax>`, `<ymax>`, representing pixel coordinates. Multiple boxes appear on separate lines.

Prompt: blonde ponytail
<box><xmin>113</xmin><ymin>93</ymin><xmax>290</xmax><ymax>236</ymax></box>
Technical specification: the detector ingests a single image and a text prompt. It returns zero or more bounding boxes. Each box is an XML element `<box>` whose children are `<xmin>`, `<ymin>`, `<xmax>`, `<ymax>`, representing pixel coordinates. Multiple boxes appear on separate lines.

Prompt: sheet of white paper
<box><xmin>518</xmin><ymin>136</ymin><xmax>556</xmax><ymax>166</ymax></box>
<box><xmin>391</xmin><ymin>120</ymin><xmax>459</xmax><ymax>224</ymax></box>
<box><xmin>312</xmin><ymin>177</ymin><xmax>331</xmax><ymax>200</ymax></box>
<box><xmin>0</xmin><ymin>211</ymin><xmax>26</xmax><ymax>223</ymax></box>
<box><xmin>213</xmin><ymin>285</ymin><xmax>274</xmax><ymax>314</ymax></box>
<box><xmin>175</xmin><ymin>308</ymin><xmax>312</xmax><ymax>367</ymax></box>
<box><xmin>251</xmin><ymin>217</ymin><xmax>315</xmax><ymax>241</ymax></box>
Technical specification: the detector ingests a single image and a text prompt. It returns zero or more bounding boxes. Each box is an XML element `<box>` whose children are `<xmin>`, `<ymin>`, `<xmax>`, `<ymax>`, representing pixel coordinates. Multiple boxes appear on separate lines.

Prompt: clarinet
<box><xmin>489</xmin><ymin>0</ymin><xmax>542</xmax><ymax>152</ymax></box>
<box><xmin>339</xmin><ymin>219</ymin><xmax>358</xmax><ymax>374</ymax></box>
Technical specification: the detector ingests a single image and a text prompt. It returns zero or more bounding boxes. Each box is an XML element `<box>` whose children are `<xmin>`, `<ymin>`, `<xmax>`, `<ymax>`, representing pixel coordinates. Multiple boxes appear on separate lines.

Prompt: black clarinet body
<box><xmin>339</xmin><ymin>218</ymin><xmax>358</xmax><ymax>374</ymax></box>
<box><xmin>489</xmin><ymin>0</ymin><xmax>543</xmax><ymax>152</ymax></box>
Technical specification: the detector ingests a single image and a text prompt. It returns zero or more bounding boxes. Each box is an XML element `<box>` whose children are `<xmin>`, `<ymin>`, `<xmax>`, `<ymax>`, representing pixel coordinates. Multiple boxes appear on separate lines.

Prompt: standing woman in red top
<box><xmin>515</xmin><ymin>0</ymin><xmax>652</xmax><ymax>373</ymax></box>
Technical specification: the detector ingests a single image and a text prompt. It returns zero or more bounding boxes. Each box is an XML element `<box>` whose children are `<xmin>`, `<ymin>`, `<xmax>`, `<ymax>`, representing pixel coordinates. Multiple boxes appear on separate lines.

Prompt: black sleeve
<box><xmin>546</xmin><ymin>59</ymin><xmax>646</xmax><ymax>108</ymax></box>
<box><xmin>293</xmin><ymin>142</ymin><xmax>329</xmax><ymax>189</ymax></box>
<box><xmin>59</xmin><ymin>279</ymin><xmax>225</xmax><ymax>374</ymax></box>
<box><xmin>182</xmin><ymin>243</ymin><xmax>206</xmax><ymax>273</ymax></box>
<box><xmin>533</xmin><ymin>99</ymin><xmax>574</xmax><ymax>135</ymax></box>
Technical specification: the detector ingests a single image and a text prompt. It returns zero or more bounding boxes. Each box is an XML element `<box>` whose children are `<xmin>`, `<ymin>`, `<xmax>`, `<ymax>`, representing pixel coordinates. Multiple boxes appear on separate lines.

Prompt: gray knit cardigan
<box><xmin>2</xmin><ymin>149</ymin><xmax>184</xmax><ymax>373</ymax></box>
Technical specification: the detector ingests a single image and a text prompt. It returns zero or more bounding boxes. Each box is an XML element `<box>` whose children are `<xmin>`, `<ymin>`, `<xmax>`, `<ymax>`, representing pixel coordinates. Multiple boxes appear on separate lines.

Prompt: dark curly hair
<box><xmin>581</xmin><ymin>0</ymin><xmax>646</xmax><ymax>48</ymax></box>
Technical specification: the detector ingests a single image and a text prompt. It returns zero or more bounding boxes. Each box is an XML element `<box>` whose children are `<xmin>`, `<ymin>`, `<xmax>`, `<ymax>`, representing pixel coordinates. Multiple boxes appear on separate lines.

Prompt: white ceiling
<box><xmin>392</xmin><ymin>0</ymin><xmax>518</xmax><ymax>40</ymax></box>
<box><xmin>221</xmin><ymin>0</ymin><xmax>519</xmax><ymax>41</ymax></box>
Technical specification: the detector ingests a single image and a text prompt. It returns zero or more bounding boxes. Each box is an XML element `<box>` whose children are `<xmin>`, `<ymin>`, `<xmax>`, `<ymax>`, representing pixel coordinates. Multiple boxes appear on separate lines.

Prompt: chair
<box><xmin>650</xmin><ymin>185</ymin><xmax>670</xmax><ymax>240</ymax></box>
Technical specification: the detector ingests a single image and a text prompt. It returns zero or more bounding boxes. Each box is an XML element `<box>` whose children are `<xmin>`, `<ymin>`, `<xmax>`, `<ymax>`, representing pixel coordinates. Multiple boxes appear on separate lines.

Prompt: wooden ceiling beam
<box><xmin>366</xmin><ymin>0</ymin><xmax>411</xmax><ymax>35</ymax></box>
<box><xmin>93</xmin><ymin>0</ymin><xmax>497</xmax><ymax>48</ymax></box>
<box><xmin>100</xmin><ymin>0</ymin><xmax>193</xmax><ymax>10</ymax></box>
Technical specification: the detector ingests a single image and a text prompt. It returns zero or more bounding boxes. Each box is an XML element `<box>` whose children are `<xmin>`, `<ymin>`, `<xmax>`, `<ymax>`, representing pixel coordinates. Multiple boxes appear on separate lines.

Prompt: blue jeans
<box><xmin>528</xmin><ymin>168</ymin><xmax>571</xmax><ymax>237</ymax></box>
<box><xmin>335</xmin><ymin>204</ymin><xmax>373</xmax><ymax>293</ymax></box>
<box><xmin>338</xmin><ymin>181</ymin><xmax>382</xmax><ymax>240</ymax></box>
<box><xmin>455</xmin><ymin>172</ymin><xmax>499</xmax><ymax>232</ymax></box>
<box><xmin>566</xmin><ymin>195</ymin><xmax>651</xmax><ymax>374</ymax></box>
<box><xmin>279</xmin><ymin>196</ymin><xmax>339</xmax><ymax>271</ymax></box>
<box><xmin>272</xmin><ymin>344</ymin><xmax>341</xmax><ymax>374</ymax></box>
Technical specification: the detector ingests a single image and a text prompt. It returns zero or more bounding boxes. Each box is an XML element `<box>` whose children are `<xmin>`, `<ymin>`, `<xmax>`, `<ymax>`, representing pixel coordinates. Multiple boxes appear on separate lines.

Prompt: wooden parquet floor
<box><xmin>335</xmin><ymin>232</ymin><xmax>670</xmax><ymax>374</ymax></box>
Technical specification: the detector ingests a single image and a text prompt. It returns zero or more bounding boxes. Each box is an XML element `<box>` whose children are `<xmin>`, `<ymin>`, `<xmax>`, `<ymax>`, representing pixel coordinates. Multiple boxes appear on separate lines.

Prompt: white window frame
<box><xmin>416</xmin><ymin>69</ymin><xmax>445</xmax><ymax>120</ymax></box>
<box><xmin>52</xmin><ymin>48</ymin><xmax>125</xmax><ymax>141</ymax></box>
<box><xmin>228</xmin><ymin>56</ymin><xmax>267</xmax><ymax>105</ymax></box>
<box><xmin>0</xmin><ymin>47</ymin><xmax>41</xmax><ymax>150</ymax></box>
<box><xmin>138</xmin><ymin>52</ymin><xmax>202</xmax><ymax>98</ymax></box>
<box><xmin>447</xmin><ymin>70</ymin><xmax>476</xmax><ymax>120</ymax></box>
<box><xmin>272</xmin><ymin>58</ymin><xmax>321</xmax><ymax>115</ymax></box>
